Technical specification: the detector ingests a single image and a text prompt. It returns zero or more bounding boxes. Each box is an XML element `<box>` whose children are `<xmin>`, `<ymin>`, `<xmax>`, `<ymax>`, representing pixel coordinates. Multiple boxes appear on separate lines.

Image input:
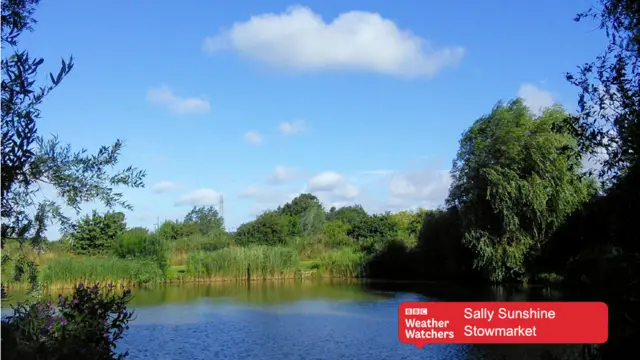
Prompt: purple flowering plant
<box><xmin>1</xmin><ymin>283</ymin><xmax>134</xmax><ymax>360</ymax></box>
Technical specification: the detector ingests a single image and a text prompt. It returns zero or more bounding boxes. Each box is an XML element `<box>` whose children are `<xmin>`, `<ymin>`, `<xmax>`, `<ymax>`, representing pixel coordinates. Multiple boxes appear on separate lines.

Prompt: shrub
<box><xmin>1</xmin><ymin>283</ymin><xmax>134</xmax><ymax>359</ymax></box>
<box><xmin>113</xmin><ymin>230</ymin><xmax>168</xmax><ymax>273</ymax></box>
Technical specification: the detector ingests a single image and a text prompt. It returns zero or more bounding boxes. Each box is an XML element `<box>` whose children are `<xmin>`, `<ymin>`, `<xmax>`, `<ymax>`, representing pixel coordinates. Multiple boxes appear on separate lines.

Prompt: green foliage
<box><xmin>112</xmin><ymin>229</ymin><xmax>168</xmax><ymax>273</ymax></box>
<box><xmin>1</xmin><ymin>0</ymin><xmax>144</xmax><ymax>297</ymax></box>
<box><xmin>565</xmin><ymin>0</ymin><xmax>640</xmax><ymax>185</ymax></box>
<box><xmin>318</xmin><ymin>247</ymin><xmax>366</xmax><ymax>277</ymax></box>
<box><xmin>278</xmin><ymin>193</ymin><xmax>322</xmax><ymax>217</ymax></box>
<box><xmin>448</xmin><ymin>100</ymin><xmax>594</xmax><ymax>282</ymax></box>
<box><xmin>326</xmin><ymin>205</ymin><xmax>368</xmax><ymax>226</ymax></box>
<box><xmin>70</xmin><ymin>211</ymin><xmax>127</xmax><ymax>255</ymax></box>
<box><xmin>347</xmin><ymin>213</ymin><xmax>398</xmax><ymax>244</ymax></box>
<box><xmin>40</xmin><ymin>257</ymin><xmax>164</xmax><ymax>287</ymax></box>
<box><xmin>169</xmin><ymin>233</ymin><xmax>231</xmax><ymax>253</ymax></box>
<box><xmin>418</xmin><ymin>208</ymin><xmax>476</xmax><ymax>282</ymax></box>
<box><xmin>156</xmin><ymin>220</ymin><xmax>186</xmax><ymax>241</ymax></box>
<box><xmin>182</xmin><ymin>206</ymin><xmax>224</xmax><ymax>236</ymax></box>
<box><xmin>321</xmin><ymin>220</ymin><xmax>353</xmax><ymax>248</ymax></box>
<box><xmin>186</xmin><ymin>246</ymin><xmax>300</xmax><ymax>279</ymax></box>
<box><xmin>299</xmin><ymin>204</ymin><xmax>326</xmax><ymax>236</ymax></box>
<box><xmin>235</xmin><ymin>211</ymin><xmax>298</xmax><ymax>246</ymax></box>
<box><xmin>1</xmin><ymin>283</ymin><xmax>134</xmax><ymax>360</ymax></box>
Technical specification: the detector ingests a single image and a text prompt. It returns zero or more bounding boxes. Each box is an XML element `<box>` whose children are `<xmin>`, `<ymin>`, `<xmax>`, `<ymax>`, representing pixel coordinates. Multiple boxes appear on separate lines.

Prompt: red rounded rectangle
<box><xmin>398</xmin><ymin>302</ymin><xmax>608</xmax><ymax>348</ymax></box>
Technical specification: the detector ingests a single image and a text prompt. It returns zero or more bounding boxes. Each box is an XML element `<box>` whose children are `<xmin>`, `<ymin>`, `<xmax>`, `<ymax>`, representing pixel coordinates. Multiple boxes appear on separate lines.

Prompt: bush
<box><xmin>1</xmin><ymin>283</ymin><xmax>134</xmax><ymax>360</ymax></box>
<box><xmin>113</xmin><ymin>230</ymin><xmax>169</xmax><ymax>273</ymax></box>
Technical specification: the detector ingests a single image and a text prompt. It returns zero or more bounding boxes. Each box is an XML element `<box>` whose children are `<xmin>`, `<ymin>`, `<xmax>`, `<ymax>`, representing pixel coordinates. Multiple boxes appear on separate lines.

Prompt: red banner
<box><xmin>398</xmin><ymin>302</ymin><xmax>608</xmax><ymax>348</ymax></box>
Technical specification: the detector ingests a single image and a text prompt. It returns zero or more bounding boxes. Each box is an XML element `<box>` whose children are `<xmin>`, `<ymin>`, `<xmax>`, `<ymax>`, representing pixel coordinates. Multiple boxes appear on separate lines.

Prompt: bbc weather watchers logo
<box><xmin>405</xmin><ymin>308</ymin><xmax>428</xmax><ymax>316</ymax></box>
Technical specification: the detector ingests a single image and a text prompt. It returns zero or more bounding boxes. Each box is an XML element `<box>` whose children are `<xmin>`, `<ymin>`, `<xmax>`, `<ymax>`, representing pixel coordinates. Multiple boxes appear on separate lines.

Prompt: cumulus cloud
<box><xmin>306</xmin><ymin>171</ymin><xmax>361</xmax><ymax>204</ymax></box>
<box><xmin>278</xmin><ymin>120</ymin><xmax>306</xmax><ymax>135</ymax></box>
<box><xmin>518</xmin><ymin>83</ymin><xmax>554</xmax><ymax>116</ymax></box>
<box><xmin>267</xmin><ymin>165</ymin><xmax>301</xmax><ymax>184</ymax></box>
<box><xmin>146</xmin><ymin>85</ymin><xmax>210</xmax><ymax>115</ymax></box>
<box><xmin>386</xmin><ymin>169</ymin><xmax>451</xmax><ymax>209</ymax></box>
<box><xmin>244</xmin><ymin>131</ymin><xmax>264</xmax><ymax>144</ymax></box>
<box><xmin>307</xmin><ymin>171</ymin><xmax>345</xmax><ymax>191</ymax></box>
<box><xmin>175</xmin><ymin>188</ymin><xmax>222</xmax><ymax>206</ymax></box>
<box><xmin>151</xmin><ymin>181</ymin><xmax>183</xmax><ymax>194</ymax></box>
<box><xmin>202</xmin><ymin>6</ymin><xmax>464</xmax><ymax>77</ymax></box>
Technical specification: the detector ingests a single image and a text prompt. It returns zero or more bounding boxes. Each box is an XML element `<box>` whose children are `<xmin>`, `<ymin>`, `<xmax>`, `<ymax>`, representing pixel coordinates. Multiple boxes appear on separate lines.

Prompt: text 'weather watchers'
<box><xmin>398</xmin><ymin>302</ymin><xmax>608</xmax><ymax>348</ymax></box>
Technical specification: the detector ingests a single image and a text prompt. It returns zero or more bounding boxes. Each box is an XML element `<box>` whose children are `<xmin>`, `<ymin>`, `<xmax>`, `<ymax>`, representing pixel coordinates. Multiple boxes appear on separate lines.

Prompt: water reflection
<box><xmin>2</xmin><ymin>280</ymin><xmax>578</xmax><ymax>360</ymax></box>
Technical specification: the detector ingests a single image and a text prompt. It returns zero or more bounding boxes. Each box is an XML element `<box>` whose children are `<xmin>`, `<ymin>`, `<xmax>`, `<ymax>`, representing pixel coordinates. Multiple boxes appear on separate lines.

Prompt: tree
<box><xmin>347</xmin><ymin>213</ymin><xmax>398</xmax><ymax>244</ymax></box>
<box><xmin>183</xmin><ymin>206</ymin><xmax>224</xmax><ymax>236</ymax></box>
<box><xmin>299</xmin><ymin>204</ymin><xmax>326</xmax><ymax>236</ymax></box>
<box><xmin>447</xmin><ymin>100</ymin><xmax>595</xmax><ymax>282</ymax></box>
<box><xmin>565</xmin><ymin>0</ymin><xmax>639</xmax><ymax>186</ymax></box>
<box><xmin>562</xmin><ymin>2</ymin><xmax>640</xmax><ymax>358</ymax></box>
<box><xmin>235</xmin><ymin>211</ymin><xmax>296</xmax><ymax>246</ymax></box>
<box><xmin>1</xmin><ymin>0</ymin><xmax>145</xmax><ymax>292</ymax></box>
<box><xmin>156</xmin><ymin>220</ymin><xmax>185</xmax><ymax>241</ymax></box>
<box><xmin>70</xmin><ymin>211</ymin><xmax>127</xmax><ymax>255</ymax></box>
<box><xmin>326</xmin><ymin>205</ymin><xmax>368</xmax><ymax>226</ymax></box>
<box><xmin>278</xmin><ymin>193</ymin><xmax>323</xmax><ymax>217</ymax></box>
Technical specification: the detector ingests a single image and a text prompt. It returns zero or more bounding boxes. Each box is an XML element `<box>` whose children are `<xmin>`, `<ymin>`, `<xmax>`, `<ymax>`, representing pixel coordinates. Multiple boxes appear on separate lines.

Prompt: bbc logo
<box><xmin>405</xmin><ymin>308</ymin><xmax>428</xmax><ymax>315</ymax></box>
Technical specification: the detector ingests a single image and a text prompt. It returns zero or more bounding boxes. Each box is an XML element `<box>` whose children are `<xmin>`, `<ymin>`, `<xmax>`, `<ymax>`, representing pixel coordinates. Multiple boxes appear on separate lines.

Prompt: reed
<box><xmin>185</xmin><ymin>246</ymin><xmax>300</xmax><ymax>280</ymax></box>
<box><xmin>40</xmin><ymin>257</ymin><xmax>165</xmax><ymax>288</ymax></box>
<box><xmin>318</xmin><ymin>247</ymin><xmax>367</xmax><ymax>278</ymax></box>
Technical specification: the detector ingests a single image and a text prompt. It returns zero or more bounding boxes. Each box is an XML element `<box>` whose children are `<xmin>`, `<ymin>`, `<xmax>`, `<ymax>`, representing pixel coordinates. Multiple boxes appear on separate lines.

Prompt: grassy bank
<box><xmin>2</xmin><ymin>241</ymin><xmax>373</xmax><ymax>289</ymax></box>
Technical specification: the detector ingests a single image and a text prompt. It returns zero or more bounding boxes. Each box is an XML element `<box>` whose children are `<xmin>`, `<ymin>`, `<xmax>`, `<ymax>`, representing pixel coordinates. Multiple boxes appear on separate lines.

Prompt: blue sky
<box><xmin>20</xmin><ymin>0</ymin><xmax>606</xmax><ymax>239</ymax></box>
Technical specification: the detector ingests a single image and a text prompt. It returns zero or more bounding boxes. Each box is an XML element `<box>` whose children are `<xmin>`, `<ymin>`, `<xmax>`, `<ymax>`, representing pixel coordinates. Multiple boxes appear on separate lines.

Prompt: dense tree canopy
<box><xmin>447</xmin><ymin>100</ymin><xmax>596</xmax><ymax>282</ymax></box>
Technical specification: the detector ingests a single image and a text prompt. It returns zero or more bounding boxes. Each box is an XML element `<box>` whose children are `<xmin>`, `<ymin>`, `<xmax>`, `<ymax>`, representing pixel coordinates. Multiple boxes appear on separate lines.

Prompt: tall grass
<box><xmin>40</xmin><ymin>257</ymin><xmax>165</xmax><ymax>288</ymax></box>
<box><xmin>186</xmin><ymin>246</ymin><xmax>300</xmax><ymax>280</ymax></box>
<box><xmin>169</xmin><ymin>233</ymin><xmax>231</xmax><ymax>266</ymax></box>
<box><xmin>318</xmin><ymin>247</ymin><xmax>367</xmax><ymax>278</ymax></box>
<box><xmin>112</xmin><ymin>230</ymin><xmax>169</xmax><ymax>272</ymax></box>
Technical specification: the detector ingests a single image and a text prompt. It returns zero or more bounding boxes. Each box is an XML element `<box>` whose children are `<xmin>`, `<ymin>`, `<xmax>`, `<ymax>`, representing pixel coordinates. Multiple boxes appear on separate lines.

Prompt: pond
<box><xmin>2</xmin><ymin>280</ymin><xmax>583</xmax><ymax>360</ymax></box>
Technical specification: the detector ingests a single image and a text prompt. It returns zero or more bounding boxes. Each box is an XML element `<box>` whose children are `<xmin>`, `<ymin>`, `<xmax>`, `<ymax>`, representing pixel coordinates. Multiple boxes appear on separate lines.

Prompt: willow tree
<box><xmin>447</xmin><ymin>99</ymin><xmax>596</xmax><ymax>282</ymax></box>
<box><xmin>1</xmin><ymin>0</ymin><xmax>145</xmax><ymax>292</ymax></box>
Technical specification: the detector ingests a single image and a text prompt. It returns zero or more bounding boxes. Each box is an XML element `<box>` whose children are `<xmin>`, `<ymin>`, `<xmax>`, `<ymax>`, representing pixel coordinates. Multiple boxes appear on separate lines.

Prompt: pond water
<box><xmin>2</xmin><ymin>280</ymin><xmax>582</xmax><ymax>360</ymax></box>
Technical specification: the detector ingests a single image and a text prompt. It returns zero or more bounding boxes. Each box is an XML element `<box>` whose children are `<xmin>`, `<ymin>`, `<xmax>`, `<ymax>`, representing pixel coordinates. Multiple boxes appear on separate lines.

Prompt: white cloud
<box><xmin>306</xmin><ymin>171</ymin><xmax>361</xmax><ymax>206</ymax></box>
<box><xmin>307</xmin><ymin>171</ymin><xmax>345</xmax><ymax>191</ymax></box>
<box><xmin>151</xmin><ymin>181</ymin><xmax>183</xmax><ymax>194</ymax></box>
<box><xmin>268</xmin><ymin>165</ymin><xmax>300</xmax><ymax>184</ymax></box>
<box><xmin>333</xmin><ymin>183</ymin><xmax>360</xmax><ymax>200</ymax></box>
<box><xmin>175</xmin><ymin>188</ymin><xmax>222</xmax><ymax>206</ymax></box>
<box><xmin>244</xmin><ymin>131</ymin><xmax>264</xmax><ymax>144</ymax></box>
<box><xmin>203</xmin><ymin>6</ymin><xmax>464</xmax><ymax>77</ymax></box>
<box><xmin>518</xmin><ymin>83</ymin><xmax>554</xmax><ymax>116</ymax></box>
<box><xmin>278</xmin><ymin>120</ymin><xmax>306</xmax><ymax>135</ymax></box>
<box><xmin>386</xmin><ymin>169</ymin><xmax>451</xmax><ymax>209</ymax></box>
<box><xmin>147</xmin><ymin>85</ymin><xmax>211</xmax><ymax>115</ymax></box>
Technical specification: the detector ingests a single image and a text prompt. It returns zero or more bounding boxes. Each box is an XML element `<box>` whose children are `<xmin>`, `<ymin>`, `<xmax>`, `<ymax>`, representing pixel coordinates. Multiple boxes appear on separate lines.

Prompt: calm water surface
<box><xmin>3</xmin><ymin>280</ymin><xmax>581</xmax><ymax>360</ymax></box>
